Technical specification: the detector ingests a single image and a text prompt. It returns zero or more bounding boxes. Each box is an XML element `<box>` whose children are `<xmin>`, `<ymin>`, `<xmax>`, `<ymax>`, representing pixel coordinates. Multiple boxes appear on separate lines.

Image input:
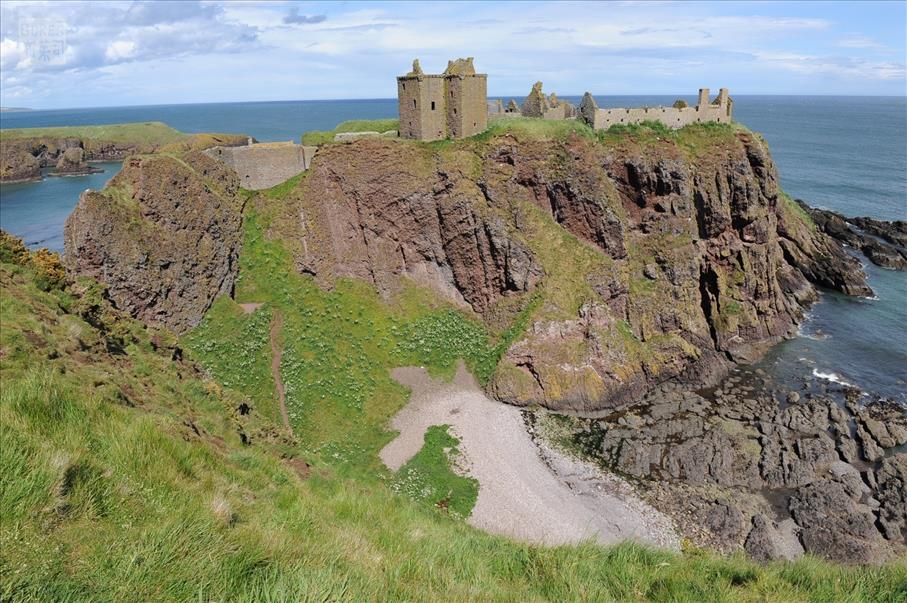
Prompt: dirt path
<box><xmin>380</xmin><ymin>364</ymin><xmax>679</xmax><ymax>549</ymax></box>
<box><xmin>269</xmin><ymin>311</ymin><xmax>291</xmax><ymax>431</ymax></box>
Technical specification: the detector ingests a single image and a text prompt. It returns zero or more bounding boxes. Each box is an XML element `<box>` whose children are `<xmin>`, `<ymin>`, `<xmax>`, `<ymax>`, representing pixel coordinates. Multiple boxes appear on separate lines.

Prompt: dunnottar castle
<box><xmin>205</xmin><ymin>57</ymin><xmax>732</xmax><ymax>188</ymax></box>
<box><xmin>398</xmin><ymin>57</ymin><xmax>733</xmax><ymax>141</ymax></box>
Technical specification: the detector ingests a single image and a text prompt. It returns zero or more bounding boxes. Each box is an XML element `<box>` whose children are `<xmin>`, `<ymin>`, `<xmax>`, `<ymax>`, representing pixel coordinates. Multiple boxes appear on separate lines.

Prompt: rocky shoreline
<box><xmin>1</xmin><ymin>136</ymin><xmax>136</xmax><ymax>182</ymax></box>
<box><xmin>536</xmin><ymin>368</ymin><xmax>906</xmax><ymax>564</ymax></box>
<box><xmin>800</xmin><ymin>200</ymin><xmax>907</xmax><ymax>271</ymax></box>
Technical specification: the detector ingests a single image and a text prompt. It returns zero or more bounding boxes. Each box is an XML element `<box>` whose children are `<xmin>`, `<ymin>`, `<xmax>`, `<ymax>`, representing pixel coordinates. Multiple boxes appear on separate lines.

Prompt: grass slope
<box><xmin>3</xmin><ymin>234</ymin><xmax>906</xmax><ymax>602</ymax></box>
<box><xmin>3</xmin><ymin>233</ymin><xmax>906</xmax><ymax>602</ymax></box>
<box><xmin>391</xmin><ymin>425</ymin><xmax>478</xmax><ymax>519</ymax></box>
<box><xmin>185</xmin><ymin>203</ymin><xmax>521</xmax><ymax>477</ymax></box>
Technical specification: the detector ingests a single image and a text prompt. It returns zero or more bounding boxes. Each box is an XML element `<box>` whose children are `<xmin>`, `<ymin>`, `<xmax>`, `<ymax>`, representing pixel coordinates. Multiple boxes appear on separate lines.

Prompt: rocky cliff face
<box><xmin>53</xmin><ymin>147</ymin><xmax>102</xmax><ymax>176</ymax></box>
<box><xmin>64</xmin><ymin>151</ymin><xmax>246</xmax><ymax>333</ymax></box>
<box><xmin>66</xmin><ymin>126</ymin><xmax>870</xmax><ymax>409</ymax></box>
<box><xmin>281</xmin><ymin>139</ymin><xmax>543</xmax><ymax>312</ymax></box>
<box><xmin>273</xmin><ymin>131</ymin><xmax>866</xmax><ymax>411</ymax></box>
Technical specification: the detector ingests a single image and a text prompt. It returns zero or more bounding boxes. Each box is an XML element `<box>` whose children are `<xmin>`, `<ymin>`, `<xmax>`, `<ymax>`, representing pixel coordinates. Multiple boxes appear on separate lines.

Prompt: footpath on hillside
<box><xmin>269</xmin><ymin>311</ymin><xmax>291</xmax><ymax>431</ymax></box>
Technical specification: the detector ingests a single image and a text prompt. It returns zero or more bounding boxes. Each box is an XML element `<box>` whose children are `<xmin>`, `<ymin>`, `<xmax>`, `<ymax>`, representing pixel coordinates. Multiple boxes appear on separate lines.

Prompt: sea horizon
<box><xmin>3</xmin><ymin>92</ymin><xmax>907</xmax><ymax>116</ymax></box>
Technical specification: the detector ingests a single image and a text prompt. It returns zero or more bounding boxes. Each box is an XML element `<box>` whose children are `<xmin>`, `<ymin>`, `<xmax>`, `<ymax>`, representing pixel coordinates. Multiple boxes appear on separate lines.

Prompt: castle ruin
<box><xmin>520</xmin><ymin>82</ymin><xmax>576</xmax><ymax>120</ymax></box>
<box><xmin>397</xmin><ymin>58</ymin><xmax>488</xmax><ymax>141</ymax></box>
<box><xmin>579</xmin><ymin>88</ymin><xmax>733</xmax><ymax>130</ymax></box>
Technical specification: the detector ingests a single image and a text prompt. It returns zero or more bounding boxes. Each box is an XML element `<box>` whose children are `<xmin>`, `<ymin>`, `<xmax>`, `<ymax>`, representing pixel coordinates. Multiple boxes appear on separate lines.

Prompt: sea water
<box><xmin>1</xmin><ymin>96</ymin><xmax>904</xmax><ymax>401</ymax></box>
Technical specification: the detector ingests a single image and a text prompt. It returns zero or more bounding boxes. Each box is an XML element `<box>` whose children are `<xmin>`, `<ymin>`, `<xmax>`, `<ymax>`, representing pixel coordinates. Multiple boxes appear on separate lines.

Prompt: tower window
<box><xmin>413</xmin><ymin>99</ymin><xmax>417</xmax><ymax>109</ymax></box>
<box><xmin>431</xmin><ymin>101</ymin><xmax>435</xmax><ymax>110</ymax></box>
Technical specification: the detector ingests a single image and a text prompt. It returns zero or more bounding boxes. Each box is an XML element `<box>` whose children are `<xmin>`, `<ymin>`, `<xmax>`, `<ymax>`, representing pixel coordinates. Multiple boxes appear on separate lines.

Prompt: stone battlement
<box><xmin>580</xmin><ymin>88</ymin><xmax>733</xmax><ymax>130</ymax></box>
<box><xmin>204</xmin><ymin>142</ymin><xmax>317</xmax><ymax>190</ymax></box>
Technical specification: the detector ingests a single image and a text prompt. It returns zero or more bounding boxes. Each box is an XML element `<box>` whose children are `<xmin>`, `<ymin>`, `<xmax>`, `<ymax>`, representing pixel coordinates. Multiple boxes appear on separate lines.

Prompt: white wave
<box><xmin>811</xmin><ymin>369</ymin><xmax>855</xmax><ymax>388</ymax></box>
<box><xmin>862</xmin><ymin>295</ymin><xmax>880</xmax><ymax>301</ymax></box>
<box><xmin>798</xmin><ymin>328</ymin><xmax>828</xmax><ymax>340</ymax></box>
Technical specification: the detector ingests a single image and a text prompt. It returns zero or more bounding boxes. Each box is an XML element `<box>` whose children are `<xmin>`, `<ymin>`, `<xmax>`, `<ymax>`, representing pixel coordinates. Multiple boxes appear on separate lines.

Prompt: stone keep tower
<box><xmin>397</xmin><ymin>58</ymin><xmax>488</xmax><ymax>141</ymax></box>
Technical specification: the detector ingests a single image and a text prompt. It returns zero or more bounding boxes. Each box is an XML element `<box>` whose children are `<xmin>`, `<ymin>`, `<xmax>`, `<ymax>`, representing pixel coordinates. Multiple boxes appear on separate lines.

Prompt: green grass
<box><xmin>3</xmin><ymin>234</ymin><xmax>907</xmax><ymax>600</ymax></box>
<box><xmin>261</xmin><ymin>172</ymin><xmax>306</xmax><ymax>200</ymax></box>
<box><xmin>596</xmin><ymin>120</ymin><xmax>739</xmax><ymax>159</ymax></box>
<box><xmin>182</xmin><ymin>302</ymin><xmax>278</xmax><ymax>423</ymax></box>
<box><xmin>335</xmin><ymin>119</ymin><xmax>399</xmax><ymax>134</ymax></box>
<box><xmin>185</xmin><ymin>207</ymin><xmax>529</xmax><ymax>474</ymax></box>
<box><xmin>391</xmin><ymin>425</ymin><xmax>478</xmax><ymax>518</ymax></box>
<box><xmin>301</xmin><ymin>118</ymin><xmax>400</xmax><ymax>145</ymax></box>
<box><xmin>0</xmin><ymin>121</ymin><xmax>186</xmax><ymax>145</ymax></box>
<box><xmin>477</xmin><ymin>115</ymin><xmax>598</xmax><ymax>143</ymax></box>
<box><xmin>780</xmin><ymin>190</ymin><xmax>817</xmax><ymax>230</ymax></box>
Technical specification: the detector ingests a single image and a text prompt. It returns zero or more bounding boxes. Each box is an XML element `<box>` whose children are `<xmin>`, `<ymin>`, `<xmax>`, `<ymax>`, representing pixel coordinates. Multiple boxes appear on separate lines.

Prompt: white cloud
<box><xmin>836</xmin><ymin>35</ymin><xmax>894</xmax><ymax>53</ymax></box>
<box><xmin>0</xmin><ymin>37</ymin><xmax>29</xmax><ymax>70</ymax></box>
<box><xmin>105</xmin><ymin>40</ymin><xmax>136</xmax><ymax>61</ymax></box>
<box><xmin>0</xmin><ymin>1</ymin><xmax>903</xmax><ymax>108</ymax></box>
<box><xmin>754</xmin><ymin>51</ymin><xmax>906</xmax><ymax>80</ymax></box>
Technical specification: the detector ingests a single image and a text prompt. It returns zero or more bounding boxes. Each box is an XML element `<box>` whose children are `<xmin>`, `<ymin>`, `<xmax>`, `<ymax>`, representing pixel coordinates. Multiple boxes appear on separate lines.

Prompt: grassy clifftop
<box><xmin>0</xmin><ymin>121</ymin><xmax>186</xmax><ymax>145</ymax></box>
<box><xmin>301</xmin><ymin>118</ymin><xmax>400</xmax><ymax>145</ymax></box>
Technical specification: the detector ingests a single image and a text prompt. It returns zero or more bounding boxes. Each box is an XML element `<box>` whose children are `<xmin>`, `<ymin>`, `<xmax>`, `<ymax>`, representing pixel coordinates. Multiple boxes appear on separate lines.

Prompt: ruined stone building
<box><xmin>580</xmin><ymin>88</ymin><xmax>733</xmax><ymax>130</ymax></box>
<box><xmin>520</xmin><ymin>82</ymin><xmax>576</xmax><ymax>120</ymax></box>
<box><xmin>397</xmin><ymin>58</ymin><xmax>488</xmax><ymax>141</ymax></box>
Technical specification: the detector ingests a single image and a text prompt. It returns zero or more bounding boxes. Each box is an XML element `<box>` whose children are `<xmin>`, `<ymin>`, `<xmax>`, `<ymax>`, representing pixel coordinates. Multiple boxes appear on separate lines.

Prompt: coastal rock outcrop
<box><xmin>558</xmin><ymin>375</ymin><xmax>907</xmax><ymax>563</ymax></box>
<box><xmin>0</xmin><ymin>128</ymin><xmax>250</xmax><ymax>183</ymax></box>
<box><xmin>52</xmin><ymin>147</ymin><xmax>102</xmax><ymax>176</ymax></box>
<box><xmin>801</xmin><ymin>202</ymin><xmax>907</xmax><ymax>270</ymax></box>
<box><xmin>484</xmin><ymin>131</ymin><xmax>869</xmax><ymax>410</ymax></box>
<box><xmin>63</xmin><ymin>151</ymin><xmax>246</xmax><ymax>333</ymax></box>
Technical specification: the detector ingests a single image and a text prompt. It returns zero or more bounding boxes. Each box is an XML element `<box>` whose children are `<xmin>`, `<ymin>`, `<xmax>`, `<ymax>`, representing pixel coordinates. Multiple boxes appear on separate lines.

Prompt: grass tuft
<box><xmin>391</xmin><ymin>425</ymin><xmax>478</xmax><ymax>518</ymax></box>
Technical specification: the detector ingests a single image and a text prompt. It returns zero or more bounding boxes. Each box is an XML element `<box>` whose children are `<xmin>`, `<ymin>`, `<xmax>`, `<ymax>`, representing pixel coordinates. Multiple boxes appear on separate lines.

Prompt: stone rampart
<box><xmin>334</xmin><ymin>131</ymin><xmax>399</xmax><ymax>142</ymax></box>
<box><xmin>580</xmin><ymin>88</ymin><xmax>732</xmax><ymax>131</ymax></box>
<box><xmin>204</xmin><ymin>142</ymin><xmax>317</xmax><ymax>190</ymax></box>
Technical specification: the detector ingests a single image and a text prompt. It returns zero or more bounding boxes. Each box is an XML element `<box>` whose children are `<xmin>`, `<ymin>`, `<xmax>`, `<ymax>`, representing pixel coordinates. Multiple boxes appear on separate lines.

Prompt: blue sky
<box><xmin>1</xmin><ymin>1</ymin><xmax>904</xmax><ymax>109</ymax></box>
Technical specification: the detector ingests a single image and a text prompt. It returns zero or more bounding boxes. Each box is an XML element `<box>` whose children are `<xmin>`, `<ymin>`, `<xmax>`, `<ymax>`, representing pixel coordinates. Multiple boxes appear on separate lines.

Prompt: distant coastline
<box><xmin>0</xmin><ymin>107</ymin><xmax>32</xmax><ymax>113</ymax></box>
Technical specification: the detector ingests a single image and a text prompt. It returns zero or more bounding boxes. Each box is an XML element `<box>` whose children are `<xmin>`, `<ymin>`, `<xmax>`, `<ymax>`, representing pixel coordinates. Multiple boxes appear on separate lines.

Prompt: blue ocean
<box><xmin>1</xmin><ymin>96</ymin><xmax>905</xmax><ymax>402</ymax></box>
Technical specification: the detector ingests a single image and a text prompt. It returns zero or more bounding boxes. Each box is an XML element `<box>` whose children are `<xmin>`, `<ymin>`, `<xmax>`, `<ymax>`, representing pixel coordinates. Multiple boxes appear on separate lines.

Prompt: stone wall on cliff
<box><xmin>579</xmin><ymin>88</ymin><xmax>733</xmax><ymax>131</ymax></box>
<box><xmin>203</xmin><ymin>142</ymin><xmax>317</xmax><ymax>190</ymax></box>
